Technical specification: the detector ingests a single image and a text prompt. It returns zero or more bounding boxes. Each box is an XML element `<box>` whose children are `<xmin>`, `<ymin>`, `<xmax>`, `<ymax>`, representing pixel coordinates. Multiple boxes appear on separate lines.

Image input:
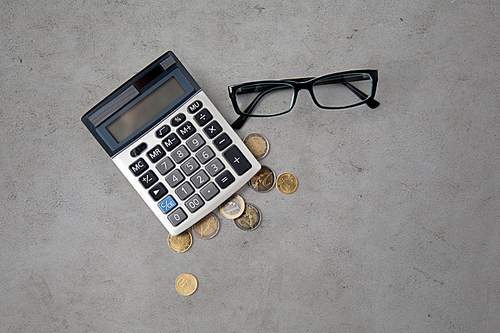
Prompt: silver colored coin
<box><xmin>233</xmin><ymin>203</ymin><xmax>262</xmax><ymax>231</ymax></box>
<box><xmin>243</xmin><ymin>133</ymin><xmax>270</xmax><ymax>160</ymax></box>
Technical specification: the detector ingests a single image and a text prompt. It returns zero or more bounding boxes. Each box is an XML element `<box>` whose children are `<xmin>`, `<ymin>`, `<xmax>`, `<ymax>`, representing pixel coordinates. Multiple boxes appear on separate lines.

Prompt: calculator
<box><xmin>81</xmin><ymin>51</ymin><xmax>261</xmax><ymax>236</ymax></box>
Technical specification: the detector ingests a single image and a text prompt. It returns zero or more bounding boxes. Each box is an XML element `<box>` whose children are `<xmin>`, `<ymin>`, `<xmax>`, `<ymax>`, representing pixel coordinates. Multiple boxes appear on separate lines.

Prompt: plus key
<box><xmin>222</xmin><ymin>145</ymin><xmax>251</xmax><ymax>176</ymax></box>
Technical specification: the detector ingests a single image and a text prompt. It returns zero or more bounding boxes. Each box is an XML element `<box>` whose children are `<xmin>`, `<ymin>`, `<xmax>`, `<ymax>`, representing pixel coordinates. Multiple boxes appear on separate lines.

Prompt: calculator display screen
<box><xmin>106</xmin><ymin>77</ymin><xmax>186</xmax><ymax>143</ymax></box>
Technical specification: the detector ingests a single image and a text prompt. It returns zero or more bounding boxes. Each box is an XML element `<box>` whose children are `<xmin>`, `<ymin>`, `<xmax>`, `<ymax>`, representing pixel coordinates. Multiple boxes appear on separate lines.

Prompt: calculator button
<box><xmin>129</xmin><ymin>158</ymin><xmax>148</xmax><ymax>176</ymax></box>
<box><xmin>200</xmin><ymin>182</ymin><xmax>220</xmax><ymax>201</ymax></box>
<box><xmin>223</xmin><ymin>145</ymin><xmax>252</xmax><ymax>176</ymax></box>
<box><xmin>204</xmin><ymin>120</ymin><xmax>222</xmax><ymax>138</ymax></box>
<box><xmin>168</xmin><ymin>208</ymin><xmax>187</xmax><ymax>227</ymax></box>
<box><xmin>130</xmin><ymin>142</ymin><xmax>148</xmax><ymax>157</ymax></box>
<box><xmin>171</xmin><ymin>113</ymin><xmax>186</xmax><ymax>126</ymax></box>
<box><xmin>187</xmin><ymin>100</ymin><xmax>203</xmax><ymax>113</ymax></box>
<box><xmin>165</xmin><ymin>169</ymin><xmax>185</xmax><ymax>187</ymax></box>
<box><xmin>205</xmin><ymin>158</ymin><xmax>225</xmax><ymax>176</ymax></box>
<box><xmin>149</xmin><ymin>182</ymin><xmax>168</xmax><ymax>201</ymax></box>
<box><xmin>175</xmin><ymin>182</ymin><xmax>195</xmax><ymax>200</ymax></box>
<box><xmin>162</xmin><ymin>133</ymin><xmax>181</xmax><ymax>151</ymax></box>
<box><xmin>194</xmin><ymin>109</ymin><xmax>213</xmax><ymax>126</ymax></box>
<box><xmin>155</xmin><ymin>125</ymin><xmax>170</xmax><ymax>138</ymax></box>
<box><xmin>186</xmin><ymin>133</ymin><xmax>205</xmax><ymax>152</ymax></box>
<box><xmin>139</xmin><ymin>170</ymin><xmax>158</xmax><ymax>189</ymax></box>
<box><xmin>215</xmin><ymin>170</ymin><xmax>235</xmax><ymax>189</ymax></box>
<box><xmin>146</xmin><ymin>144</ymin><xmax>166</xmax><ymax>163</ymax></box>
<box><xmin>180</xmin><ymin>157</ymin><xmax>200</xmax><ymax>176</ymax></box>
<box><xmin>185</xmin><ymin>194</ymin><xmax>205</xmax><ymax>213</ymax></box>
<box><xmin>155</xmin><ymin>156</ymin><xmax>175</xmax><ymax>175</ymax></box>
<box><xmin>158</xmin><ymin>195</ymin><xmax>177</xmax><ymax>214</ymax></box>
<box><xmin>171</xmin><ymin>145</ymin><xmax>190</xmax><ymax>164</ymax></box>
<box><xmin>213</xmin><ymin>133</ymin><xmax>233</xmax><ymax>151</ymax></box>
<box><xmin>176</xmin><ymin>121</ymin><xmax>196</xmax><ymax>140</ymax></box>
<box><xmin>195</xmin><ymin>146</ymin><xmax>215</xmax><ymax>164</ymax></box>
<box><xmin>191</xmin><ymin>169</ymin><xmax>210</xmax><ymax>188</ymax></box>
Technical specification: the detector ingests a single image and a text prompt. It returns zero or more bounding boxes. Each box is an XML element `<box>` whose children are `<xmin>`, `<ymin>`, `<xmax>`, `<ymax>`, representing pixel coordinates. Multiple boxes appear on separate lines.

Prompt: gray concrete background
<box><xmin>1</xmin><ymin>0</ymin><xmax>499</xmax><ymax>332</ymax></box>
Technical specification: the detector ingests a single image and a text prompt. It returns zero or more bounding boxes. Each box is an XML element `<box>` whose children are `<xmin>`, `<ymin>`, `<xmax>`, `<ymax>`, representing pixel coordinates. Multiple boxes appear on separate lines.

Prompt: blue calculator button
<box><xmin>158</xmin><ymin>195</ymin><xmax>177</xmax><ymax>214</ymax></box>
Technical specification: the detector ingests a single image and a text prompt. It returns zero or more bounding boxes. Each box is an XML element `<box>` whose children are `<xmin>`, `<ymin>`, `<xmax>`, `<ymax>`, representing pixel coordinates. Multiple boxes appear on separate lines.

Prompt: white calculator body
<box><xmin>82</xmin><ymin>51</ymin><xmax>261</xmax><ymax>235</ymax></box>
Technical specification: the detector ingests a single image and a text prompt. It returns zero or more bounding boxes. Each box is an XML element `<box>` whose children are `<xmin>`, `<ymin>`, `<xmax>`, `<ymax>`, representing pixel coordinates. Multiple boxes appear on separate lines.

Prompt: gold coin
<box><xmin>167</xmin><ymin>230</ymin><xmax>193</xmax><ymax>253</ymax></box>
<box><xmin>175</xmin><ymin>273</ymin><xmax>198</xmax><ymax>296</ymax></box>
<box><xmin>233</xmin><ymin>203</ymin><xmax>262</xmax><ymax>231</ymax></box>
<box><xmin>243</xmin><ymin>133</ymin><xmax>270</xmax><ymax>160</ymax></box>
<box><xmin>276</xmin><ymin>172</ymin><xmax>298</xmax><ymax>194</ymax></box>
<box><xmin>191</xmin><ymin>213</ymin><xmax>220</xmax><ymax>240</ymax></box>
<box><xmin>248</xmin><ymin>165</ymin><xmax>275</xmax><ymax>192</ymax></box>
<box><xmin>219</xmin><ymin>194</ymin><xmax>245</xmax><ymax>219</ymax></box>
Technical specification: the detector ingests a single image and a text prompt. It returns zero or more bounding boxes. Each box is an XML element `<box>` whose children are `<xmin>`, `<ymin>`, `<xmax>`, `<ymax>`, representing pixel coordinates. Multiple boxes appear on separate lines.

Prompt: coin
<box><xmin>243</xmin><ymin>133</ymin><xmax>270</xmax><ymax>160</ymax></box>
<box><xmin>167</xmin><ymin>230</ymin><xmax>193</xmax><ymax>253</ymax></box>
<box><xmin>175</xmin><ymin>273</ymin><xmax>198</xmax><ymax>296</ymax></box>
<box><xmin>276</xmin><ymin>172</ymin><xmax>298</xmax><ymax>194</ymax></box>
<box><xmin>233</xmin><ymin>203</ymin><xmax>262</xmax><ymax>231</ymax></box>
<box><xmin>219</xmin><ymin>194</ymin><xmax>246</xmax><ymax>219</ymax></box>
<box><xmin>248</xmin><ymin>165</ymin><xmax>275</xmax><ymax>192</ymax></box>
<box><xmin>192</xmin><ymin>213</ymin><xmax>220</xmax><ymax>240</ymax></box>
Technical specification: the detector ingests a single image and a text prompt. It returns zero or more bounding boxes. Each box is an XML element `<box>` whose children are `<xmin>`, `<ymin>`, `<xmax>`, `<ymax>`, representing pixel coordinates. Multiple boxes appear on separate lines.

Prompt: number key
<box><xmin>195</xmin><ymin>146</ymin><xmax>215</xmax><ymax>164</ymax></box>
<box><xmin>175</xmin><ymin>182</ymin><xmax>194</xmax><ymax>200</ymax></box>
<box><xmin>206</xmin><ymin>158</ymin><xmax>225</xmax><ymax>176</ymax></box>
<box><xmin>165</xmin><ymin>169</ymin><xmax>185</xmax><ymax>187</ymax></box>
<box><xmin>180</xmin><ymin>157</ymin><xmax>200</xmax><ymax>176</ymax></box>
<box><xmin>191</xmin><ymin>170</ymin><xmax>210</xmax><ymax>188</ymax></box>
<box><xmin>185</xmin><ymin>194</ymin><xmax>205</xmax><ymax>213</ymax></box>
<box><xmin>171</xmin><ymin>145</ymin><xmax>190</xmax><ymax>163</ymax></box>
<box><xmin>156</xmin><ymin>156</ymin><xmax>175</xmax><ymax>175</ymax></box>
<box><xmin>186</xmin><ymin>133</ymin><xmax>205</xmax><ymax>152</ymax></box>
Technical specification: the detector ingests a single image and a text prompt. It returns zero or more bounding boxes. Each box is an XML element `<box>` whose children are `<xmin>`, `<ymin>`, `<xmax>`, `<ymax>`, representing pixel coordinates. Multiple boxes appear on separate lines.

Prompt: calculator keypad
<box><xmin>121</xmin><ymin>94</ymin><xmax>258</xmax><ymax>235</ymax></box>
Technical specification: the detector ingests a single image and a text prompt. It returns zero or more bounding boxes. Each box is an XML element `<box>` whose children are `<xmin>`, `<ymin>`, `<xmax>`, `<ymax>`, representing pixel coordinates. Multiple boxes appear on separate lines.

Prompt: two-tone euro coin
<box><xmin>219</xmin><ymin>194</ymin><xmax>246</xmax><ymax>219</ymax></box>
<box><xmin>243</xmin><ymin>133</ymin><xmax>270</xmax><ymax>160</ymax></box>
<box><xmin>233</xmin><ymin>203</ymin><xmax>262</xmax><ymax>231</ymax></box>
<box><xmin>248</xmin><ymin>166</ymin><xmax>275</xmax><ymax>192</ymax></box>
<box><xmin>192</xmin><ymin>213</ymin><xmax>220</xmax><ymax>240</ymax></box>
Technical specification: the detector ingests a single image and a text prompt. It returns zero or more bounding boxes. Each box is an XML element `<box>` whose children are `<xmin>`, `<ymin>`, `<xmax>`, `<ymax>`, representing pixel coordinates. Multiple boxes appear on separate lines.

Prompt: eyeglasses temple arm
<box><xmin>342</xmin><ymin>82</ymin><xmax>380</xmax><ymax>109</ymax></box>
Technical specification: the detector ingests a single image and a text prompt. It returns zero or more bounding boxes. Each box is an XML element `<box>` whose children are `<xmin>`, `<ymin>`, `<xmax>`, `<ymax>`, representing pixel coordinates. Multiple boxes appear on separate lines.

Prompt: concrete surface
<box><xmin>1</xmin><ymin>0</ymin><xmax>499</xmax><ymax>332</ymax></box>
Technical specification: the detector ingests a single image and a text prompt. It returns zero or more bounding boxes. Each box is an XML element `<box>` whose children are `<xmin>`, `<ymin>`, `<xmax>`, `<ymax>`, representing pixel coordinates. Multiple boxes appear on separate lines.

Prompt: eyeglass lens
<box><xmin>235</xmin><ymin>83</ymin><xmax>295</xmax><ymax>116</ymax></box>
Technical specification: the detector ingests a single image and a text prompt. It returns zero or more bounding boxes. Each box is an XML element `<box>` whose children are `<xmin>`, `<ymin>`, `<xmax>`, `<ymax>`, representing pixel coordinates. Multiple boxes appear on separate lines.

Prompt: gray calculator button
<box><xmin>205</xmin><ymin>158</ymin><xmax>225</xmax><ymax>177</ymax></box>
<box><xmin>195</xmin><ymin>146</ymin><xmax>215</xmax><ymax>164</ymax></box>
<box><xmin>165</xmin><ymin>169</ymin><xmax>185</xmax><ymax>188</ymax></box>
<box><xmin>171</xmin><ymin>145</ymin><xmax>190</xmax><ymax>163</ymax></box>
<box><xmin>186</xmin><ymin>133</ymin><xmax>205</xmax><ymax>152</ymax></box>
<box><xmin>200</xmin><ymin>182</ymin><xmax>220</xmax><ymax>201</ymax></box>
<box><xmin>180</xmin><ymin>157</ymin><xmax>200</xmax><ymax>176</ymax></box>
<box><xmin>185</xmin><ymin>194</ymin><xmax>205</xmax><ymax>213</ymax></box>
<box><xmin>191</xmin><ymin>169</ymin><xmax>210</xmax><ymax>188</ymax></box>
<box><xmin>156</xmin><ymin>156</ymin><xmax>175</xmax><ymax>175</ymax></box>
<box><xmin>175</xmin><ymin>182</ymin><xmax>195</xmax><ymax>200</ymax></box>
<box><xmin>168</xmin><ymin>208</ymin><xmax>187</xmax><ymax>227</ymax></box>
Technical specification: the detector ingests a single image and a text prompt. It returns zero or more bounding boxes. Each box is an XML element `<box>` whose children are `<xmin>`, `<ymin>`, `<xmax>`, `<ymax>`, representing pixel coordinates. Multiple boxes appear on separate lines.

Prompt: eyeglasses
<box><xmin>228</xmin><ymin>69</ymin><xmax>379</xmax><ymax>129</ymax></box>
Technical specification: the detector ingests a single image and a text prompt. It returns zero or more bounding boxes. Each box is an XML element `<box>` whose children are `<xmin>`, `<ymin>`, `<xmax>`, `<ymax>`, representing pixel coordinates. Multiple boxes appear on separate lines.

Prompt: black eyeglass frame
<box><xmin>228</xmin><ymin>69</ymin><xmax>379</xmax><ymax>129</ymax></box>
